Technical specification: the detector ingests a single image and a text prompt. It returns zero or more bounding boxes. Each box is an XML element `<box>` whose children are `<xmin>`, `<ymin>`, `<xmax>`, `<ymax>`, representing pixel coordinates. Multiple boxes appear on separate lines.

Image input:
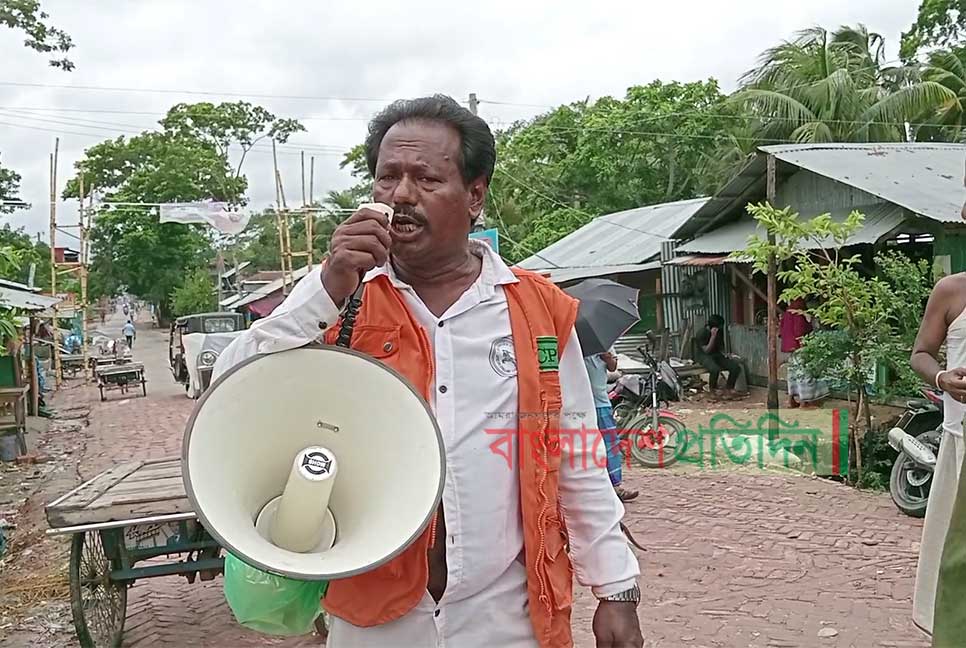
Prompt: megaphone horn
<box><xmin>182</xmin><ymin>344</ymin><xmax>445</xmax><ymax>581</ymax></box>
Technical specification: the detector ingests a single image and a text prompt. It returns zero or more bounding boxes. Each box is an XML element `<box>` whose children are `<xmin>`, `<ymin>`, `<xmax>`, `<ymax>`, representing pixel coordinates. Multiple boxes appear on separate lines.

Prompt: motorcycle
<box><xmin>609</xmin><ymin>339</ymin><xmax>687</xmax><ymax>469</ymax></box>
<box><xmin>887</xmin><ymin>388</ymin><xmax>944</xmax><ymax>518</ymax></box>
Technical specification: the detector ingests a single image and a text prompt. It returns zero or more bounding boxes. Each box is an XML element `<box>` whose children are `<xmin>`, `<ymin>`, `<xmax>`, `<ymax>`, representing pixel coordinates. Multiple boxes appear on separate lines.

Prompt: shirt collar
<box><xmin>362</xmin><ymin>238</ymin><xmax>518</xmax><ymax>291</ymax></box>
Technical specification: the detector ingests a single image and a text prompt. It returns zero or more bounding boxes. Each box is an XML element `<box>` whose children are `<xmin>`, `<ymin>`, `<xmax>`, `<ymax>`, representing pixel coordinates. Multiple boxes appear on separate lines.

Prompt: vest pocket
<box><xmin>350</xmin><ymin>325</ymin><xmax>401</xmax><ymax>359</ymax></box>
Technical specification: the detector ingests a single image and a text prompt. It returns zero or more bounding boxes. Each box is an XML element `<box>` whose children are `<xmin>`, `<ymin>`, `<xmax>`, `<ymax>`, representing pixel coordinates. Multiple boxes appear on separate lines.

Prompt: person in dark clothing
<box><xmin>695</xmin><ymin>314</ymin><xmax>744</xmax><ymax>394</ymax></box>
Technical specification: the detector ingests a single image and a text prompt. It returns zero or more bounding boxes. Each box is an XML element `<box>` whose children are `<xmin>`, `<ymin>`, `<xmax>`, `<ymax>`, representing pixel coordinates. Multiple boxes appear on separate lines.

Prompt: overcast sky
<box><xmin>0</xmin><ymin>0</ymin><xmax>915</xmax><ymax>243</ymax></box>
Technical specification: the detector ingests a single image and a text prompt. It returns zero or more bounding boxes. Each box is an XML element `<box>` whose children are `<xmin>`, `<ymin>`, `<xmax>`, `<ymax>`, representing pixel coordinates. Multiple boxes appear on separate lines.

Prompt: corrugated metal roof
<box><xmin>518</xmin><ymin>197</ymin><xmax>709</xmax><ymax>272</ymax></box>
<box><xmin>232</xmin><ymin>264</ymin><xmax>314</xmax><ymax>309</ymax></box>
<box><xmin>677</xmin><ymin>203</ymin><xmax>910</xmax><ymax>254</ymax></box>
<box><xmin>665</xmin><ymin>254</ymin><xmax>733</xmax><ymax>266</ymax></box>
<box><xmin>0</xmin><ymin>278</ymin><xmax>40</xmax><ymax>293</ymax></box>
<box><xmin>0</xmin><ymin>287</ymin><xmax>62</xmax><ymax>312</ymax></box>
<box><xmin>534</xmin><ymin>261</ymin><xmax>661</xmax><ymax>285</ymax></box>
<box><xmin>219</xmin><ymin>294</ymin><xmax>242</xmax><ymax>308</ymax></box>
<box><xmin>676</xmin><ymin>143</ymin><xmax>966</xmax><ymax>240</ymax></box>
<box><xmin>765</xmin><ymin>143</ymin><xmax>966</xmax><ymax>224</ymax></box>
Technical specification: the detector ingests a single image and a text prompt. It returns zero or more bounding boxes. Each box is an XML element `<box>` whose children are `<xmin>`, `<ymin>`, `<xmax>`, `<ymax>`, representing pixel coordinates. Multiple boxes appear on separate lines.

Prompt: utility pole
<box><xmin>766</xmin><ymin>154</ymin><xmax>779</xmax><ymax>437</ymax></box>
<box><xmin>468</xmin><ymin>93</ymin><xmax>478</xmax><ymax>116</ymax></box>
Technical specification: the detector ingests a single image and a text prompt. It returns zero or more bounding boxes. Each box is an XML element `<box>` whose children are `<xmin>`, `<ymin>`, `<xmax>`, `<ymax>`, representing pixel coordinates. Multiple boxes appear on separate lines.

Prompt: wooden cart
<box><xmin>46</xmin><ymin>458</ymin><xmax>331</xmax><ymax>647</ymax></box>
<box><xmin>95</xmin><ymin>363</ymin><xmax>146</xmax><ymax>402</ymax></box>
<box><xmin>45</xmin><ymin>458</ymin><xmax>224</xmax><ymax>648</ymax></box>
<box><xmin>60</xmin><ymin>353</ymin><xmax>87</xmax><ymax>379</ymax></box>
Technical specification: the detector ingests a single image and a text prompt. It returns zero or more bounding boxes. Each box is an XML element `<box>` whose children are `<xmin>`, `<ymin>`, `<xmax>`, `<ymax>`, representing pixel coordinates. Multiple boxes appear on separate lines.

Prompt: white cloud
<box><xmin>0</xmin><ymin>0</ymin><xmax>915</xmax><ymax>240</ymax></box>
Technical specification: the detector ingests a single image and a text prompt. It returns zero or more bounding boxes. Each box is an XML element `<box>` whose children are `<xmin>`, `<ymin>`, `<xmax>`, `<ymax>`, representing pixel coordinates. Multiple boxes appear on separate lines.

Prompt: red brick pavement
<box><xmin>7</xmin><ymin>313</ymin><xmax>931</xmax><ymax>648</ymax></box>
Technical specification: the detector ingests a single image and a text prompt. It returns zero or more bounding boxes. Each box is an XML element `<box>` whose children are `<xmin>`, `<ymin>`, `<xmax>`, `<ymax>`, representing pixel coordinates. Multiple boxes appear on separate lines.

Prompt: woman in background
<box><xmin>780</xmin><ymin>297</ymin><xmax>828</xmax><ymax>409</ymax></box>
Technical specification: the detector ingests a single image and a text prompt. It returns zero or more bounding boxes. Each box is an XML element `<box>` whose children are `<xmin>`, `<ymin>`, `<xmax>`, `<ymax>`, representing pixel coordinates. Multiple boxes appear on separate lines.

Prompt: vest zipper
<box><xmin>534</xmin><ymin>411</ymin><xmax>553</xmax><ymax>615</ymax></box>
<box><xmin>428</xmin><ymin>510</ymin><xmax>439</xmax><ymax>549</ymax></box>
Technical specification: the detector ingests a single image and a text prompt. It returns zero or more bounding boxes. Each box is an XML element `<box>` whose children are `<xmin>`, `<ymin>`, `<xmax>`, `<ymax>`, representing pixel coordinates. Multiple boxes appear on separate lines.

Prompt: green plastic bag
<box><xmin>223</xmin><ymin>552</ymin><xmax>329</xmax><ymax>636</ymax></box>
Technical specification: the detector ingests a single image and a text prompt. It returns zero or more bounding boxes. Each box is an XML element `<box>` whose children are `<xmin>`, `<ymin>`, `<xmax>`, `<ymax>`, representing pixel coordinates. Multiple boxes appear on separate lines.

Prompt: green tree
<box><xmin>0</xmin><ymin>156</ymin><xmax>25</xmax><ymax>214</ymax></box>
<box><xmin>913</xmin><ymin>46</ymin><xmax>966</xmax><ymax>140</ymax></box>
<box><xmin>488</xmin><ymin>80</ymin><xmax>730</xmax><ymax>263</ymax></box>
<box><xmin>0</xmin><ymin>224</ymin><xmax>51</xmax><ymax>290</ymax></box>
<box><xmin>730</xmin><ymin>25</ymin><xmax>954</xmax><ymax>144</ymax></box>
<box><xmin>160</xmin><ymin>101</ymin><xmax>305</xmax><ymax>194</ymax></box>
<box><xmin>169</xmin><ymin>267</ymin><xmax>216</xmax><ymax>317</ymax></box>
<box><xmin>740</xmin><ymin>204</ymin><xmax>933</xmax><ymax>484</ymax></box>
<box><xmin>66</xmin><ymin>102</ymin><xmax>305</xmax><ymax>322</ymax></box>
<box><xmin>901</xmin><ymin>0</ymin><xmax>966</xmax><ymax>61</ymax></box>
<box><xmin>0</xmin><ymin>243</ymin><xmax>28</xmax><ymax>350</ymax></box>
<box><xmin>0</xmin><ymin>0</ymin><xmax>73</xmax><ymax>69</ymax></box>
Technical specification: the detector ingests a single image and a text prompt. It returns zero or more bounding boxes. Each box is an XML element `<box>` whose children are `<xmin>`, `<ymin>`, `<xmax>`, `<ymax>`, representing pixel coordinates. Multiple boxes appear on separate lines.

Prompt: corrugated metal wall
<box><xmin>729</xmin><ymin>324</ymin><xmax>790</xmax><ymax>385</ymax></box>
<box><xmin>660</xmin><ymin>241</ymin><xmax>731</xmax><ymax>356</ymax></box>
<box><xmin>660</xmin><ymin>242</ymin><xmax>684</xmax><ymax>334</ymax></box>
<box><xmin>777</xmin><ymin>170</ymin><xmax>885</xmax><ymax>216</ymax></box>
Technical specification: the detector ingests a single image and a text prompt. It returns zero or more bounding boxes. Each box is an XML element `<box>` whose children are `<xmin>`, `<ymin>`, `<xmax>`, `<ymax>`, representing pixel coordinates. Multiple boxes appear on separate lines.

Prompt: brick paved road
<box><xmin>4</xmin><ymin>307</ymin><xmax>930</xmax><ymax>647</ymax></box>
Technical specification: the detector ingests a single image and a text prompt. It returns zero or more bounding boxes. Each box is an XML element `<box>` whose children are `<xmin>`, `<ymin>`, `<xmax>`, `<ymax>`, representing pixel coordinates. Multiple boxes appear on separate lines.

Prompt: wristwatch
<box><xmin>597</xmin><ymin>583</ymin><xmax>640</xmax><ymax>604</ymax></box>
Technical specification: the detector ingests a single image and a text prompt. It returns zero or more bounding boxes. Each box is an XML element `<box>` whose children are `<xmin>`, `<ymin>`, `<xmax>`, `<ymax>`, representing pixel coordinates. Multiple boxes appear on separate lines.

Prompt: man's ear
<box><xmin>468</xmin><ymin>177</ymin><xmax>487</xmax><ymax>219</ymax></box>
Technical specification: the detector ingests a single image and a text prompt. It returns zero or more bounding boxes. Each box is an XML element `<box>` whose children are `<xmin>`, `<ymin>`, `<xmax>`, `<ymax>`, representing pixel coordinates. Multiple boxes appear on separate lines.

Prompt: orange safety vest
<box><xmin>321</xmin><ymin>266</ymin><xmax>579</xmax><ymax>648</ymax></box>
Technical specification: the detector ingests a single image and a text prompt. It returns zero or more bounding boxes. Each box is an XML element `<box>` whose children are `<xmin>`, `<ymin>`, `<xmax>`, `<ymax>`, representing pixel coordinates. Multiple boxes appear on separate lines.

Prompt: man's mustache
<box><xmin>392</xmin><ymin>205</ymin><xmax>426</xmax><ymax>224</ymax></box>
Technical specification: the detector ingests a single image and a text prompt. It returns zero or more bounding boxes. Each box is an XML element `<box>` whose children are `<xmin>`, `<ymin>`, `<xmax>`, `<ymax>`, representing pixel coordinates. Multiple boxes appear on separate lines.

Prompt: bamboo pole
<box><xmin>49</xmin><ymin>139</ymin><xmax>61</xmax><ymax>388</ymax></box>
<box><xmin>27</xmin><ymin>317</ymin><xmax>37</xmax><ymax>415</ymax></box>
<box><xmin>766</xmin><ymin>154</ymin><xmax>779</xmax><ymax>439</ymax></box>
<box><xmin>301</xmin><ymin>151</ymin><xmax>306</xmax><ymax>208</ymax></box>
<box><xmin>78</xmin><ymin>171</ymin><xmax>90</xmax><ymax>383</ymax></box>
<box><xmin>309</xmin><ymin>156</ymin><xmax>315</xmax><ymax>205</ymax></box>
<box><xmin>272</xmin><ymin>139</ymin><xmax>290</xmax><ymax>295</ymax></box>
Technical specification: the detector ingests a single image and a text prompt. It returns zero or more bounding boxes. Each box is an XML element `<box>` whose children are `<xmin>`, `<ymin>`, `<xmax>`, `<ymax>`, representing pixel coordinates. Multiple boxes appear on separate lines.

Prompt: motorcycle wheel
<box><xmin>626</xmin><ymin>412</ymin><xmax>687</xmax><ymax>469</ymax></box>
<box><xmin>889</xmin><ymin>430</ymin><xmax>940</xmax><ymax>518</ymax></box>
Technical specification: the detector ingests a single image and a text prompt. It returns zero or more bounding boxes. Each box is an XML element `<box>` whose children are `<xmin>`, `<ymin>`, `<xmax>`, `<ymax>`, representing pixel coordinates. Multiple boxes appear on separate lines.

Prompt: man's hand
<box><xmin>939</xmin><ymin>367</ymin><xmax>966</xmax><ymax>403</ymax></box>
<box><xmin>593</xmin><ymin>601</ymin><xmax>643</xmax><ymax>648</ymax></box>
<box><xmin>601</xmin><ymin>351</ymin><xmax>618</xmax><ymax>372</ymax></box>
<box><xmin>322</xmin><ymin>207</ymin><xmax>392</xmax><ymax>306</ymax></box>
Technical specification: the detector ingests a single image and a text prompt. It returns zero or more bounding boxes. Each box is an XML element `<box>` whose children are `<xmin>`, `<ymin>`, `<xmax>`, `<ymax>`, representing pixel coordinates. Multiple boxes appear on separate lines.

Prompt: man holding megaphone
<box><xmin>212</xmin><ymin>95</ymin><xmax>643</xmax><ymax>648</ymax></box>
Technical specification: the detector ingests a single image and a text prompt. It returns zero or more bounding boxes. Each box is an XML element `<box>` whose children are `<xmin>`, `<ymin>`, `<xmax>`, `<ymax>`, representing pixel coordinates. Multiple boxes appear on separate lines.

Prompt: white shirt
<box><xmin>213</xmin><ymin>240</ymin><xmax>639</xmax><ymax>647</ymax></box>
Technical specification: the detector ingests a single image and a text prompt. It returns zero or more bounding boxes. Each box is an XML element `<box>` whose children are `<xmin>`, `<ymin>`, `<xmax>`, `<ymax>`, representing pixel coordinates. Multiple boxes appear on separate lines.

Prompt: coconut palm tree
<box><xmin>915</xmin><ymin>46</ymin><xmax>966</xmax><ymax>141</ymax></box>
<box><xmin>729</xmin><ymin>24</ymin><xmax>955</xmax><ymax>144</ymax></box>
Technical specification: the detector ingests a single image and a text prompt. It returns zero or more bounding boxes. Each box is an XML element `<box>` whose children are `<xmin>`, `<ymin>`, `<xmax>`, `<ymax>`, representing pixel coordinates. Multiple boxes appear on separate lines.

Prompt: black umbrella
<box><xmin>564</xmin><ymin>278</ymin><xmax>640</xmax><ymax>357</ymax></box>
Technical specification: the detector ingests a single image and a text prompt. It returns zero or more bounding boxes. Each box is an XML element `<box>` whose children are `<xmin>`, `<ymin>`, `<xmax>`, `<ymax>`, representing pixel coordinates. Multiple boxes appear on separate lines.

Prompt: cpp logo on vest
<box><xmin>536</xmin><ymin>336</ymin><xmax>559</xmax><ymax>372</ymax></box>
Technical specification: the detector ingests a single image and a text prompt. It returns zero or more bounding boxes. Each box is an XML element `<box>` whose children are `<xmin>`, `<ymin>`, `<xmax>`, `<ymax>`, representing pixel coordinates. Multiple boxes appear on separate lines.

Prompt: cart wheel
<box><xmin>69</xmin><ymin>531</ymin><xmax>127</xmax><ymax>648</ymax></box>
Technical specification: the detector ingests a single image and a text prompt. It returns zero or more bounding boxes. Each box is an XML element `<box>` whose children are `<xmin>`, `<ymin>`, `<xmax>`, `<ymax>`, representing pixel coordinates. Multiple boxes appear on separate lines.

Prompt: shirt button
<box><xmin>439</xmin><ymin>385</ymin><xmax>447</xmax><ymax>394</ymax></box>
<box><xmin>434</xmin><ymin>609</ymin><xmax>440</xmax><ymax>617</ymax></box>
<box><xmin>318</xmin><ymin>321</ymin><xmax>327</xmax><ymax>329</ymax></box>
<box><xmin>437</xmin><ymin>321</ymin><xmax>444</xmax><ymax>328</ymax></box>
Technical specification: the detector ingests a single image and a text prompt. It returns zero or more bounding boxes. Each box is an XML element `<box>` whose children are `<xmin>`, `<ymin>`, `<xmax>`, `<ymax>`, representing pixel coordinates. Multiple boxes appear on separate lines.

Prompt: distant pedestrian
<box><xmin>122</xmin><ymin>320</ymin><xmax>136</xmax><ymax>350</ymax></box>
<box><xmin>584</xmin><ymin>348</ymin><xmax>639</xmax><ymax>502</ymax></box>
<box><xmin>780</xmin><ymin>297</ymin><xmax>828</xmax><ymax>408</ymax></box>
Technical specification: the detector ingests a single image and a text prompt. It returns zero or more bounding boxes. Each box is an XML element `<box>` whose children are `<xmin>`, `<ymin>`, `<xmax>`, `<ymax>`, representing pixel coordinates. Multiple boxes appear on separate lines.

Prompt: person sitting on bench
<box><xmin>695</xmin><ymin>314</ymin><xmax>744</xmax><ymax>396</ymax></box>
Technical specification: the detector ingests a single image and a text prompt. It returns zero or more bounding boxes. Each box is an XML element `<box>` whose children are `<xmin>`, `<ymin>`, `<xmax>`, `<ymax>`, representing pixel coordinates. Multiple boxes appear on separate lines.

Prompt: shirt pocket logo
<box><xmin>489</xmin><ymin>335</ymin><xmax>517</xmax><ymax>378</ymax></box>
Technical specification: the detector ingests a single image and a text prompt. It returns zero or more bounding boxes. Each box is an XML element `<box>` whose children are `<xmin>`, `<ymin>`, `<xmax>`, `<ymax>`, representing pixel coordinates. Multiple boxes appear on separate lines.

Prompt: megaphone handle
<box><xmin>334</xmin><ymin>276</ymin><xmax>366</xmax><ymax>349</ymax></box>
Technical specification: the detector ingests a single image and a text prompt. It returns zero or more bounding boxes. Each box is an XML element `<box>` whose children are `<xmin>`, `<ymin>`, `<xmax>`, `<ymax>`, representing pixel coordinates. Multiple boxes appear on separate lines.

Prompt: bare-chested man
<box><xmin>910</xmin><ymin>270</ymin><xmax>966</xmax><ymax>642</ymax></box>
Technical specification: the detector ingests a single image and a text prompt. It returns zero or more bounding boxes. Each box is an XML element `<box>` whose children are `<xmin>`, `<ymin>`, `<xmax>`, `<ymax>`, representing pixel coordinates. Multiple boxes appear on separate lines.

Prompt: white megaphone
<box><xmin>181</xmin><ymin>344</ymin><xmax>445</xmax><ymax>581</ymax></box>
